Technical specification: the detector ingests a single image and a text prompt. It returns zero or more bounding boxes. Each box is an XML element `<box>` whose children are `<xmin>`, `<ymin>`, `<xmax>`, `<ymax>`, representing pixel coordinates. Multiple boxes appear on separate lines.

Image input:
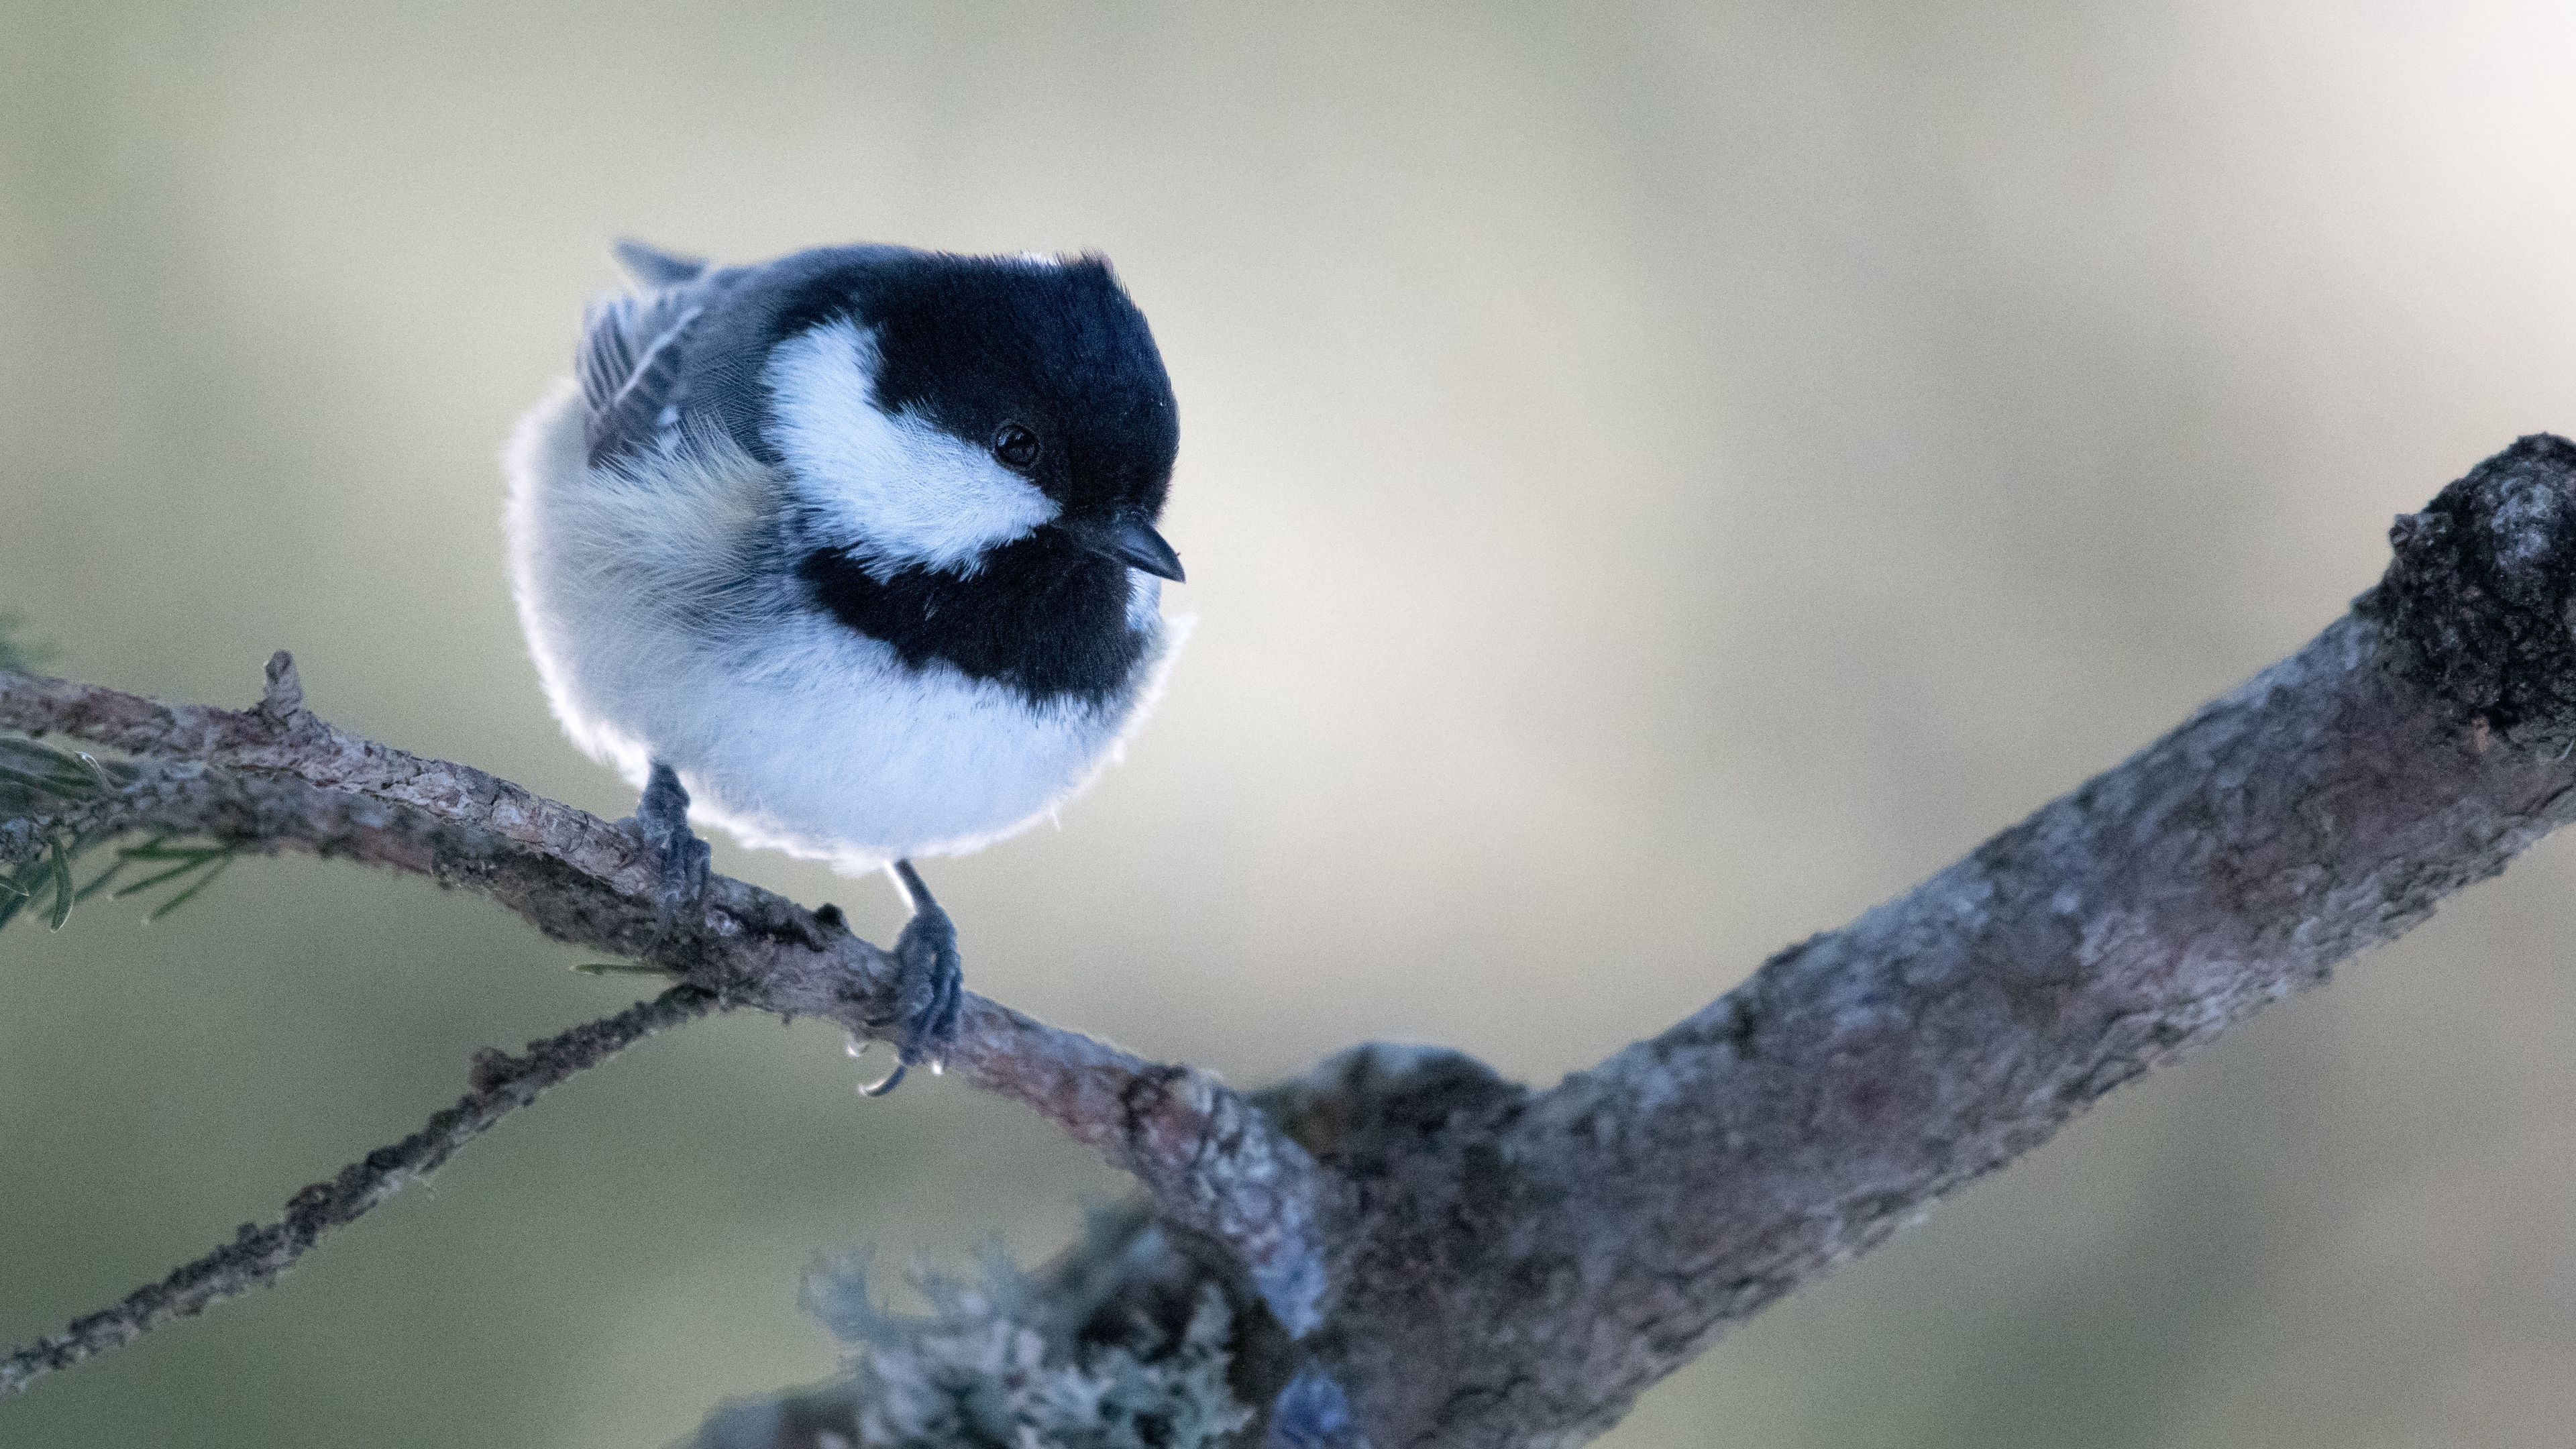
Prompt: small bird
<box><xmin>503</xmin><ymin>239</ymin><xmax>1186</xmax><ymax>1090</ymax></box>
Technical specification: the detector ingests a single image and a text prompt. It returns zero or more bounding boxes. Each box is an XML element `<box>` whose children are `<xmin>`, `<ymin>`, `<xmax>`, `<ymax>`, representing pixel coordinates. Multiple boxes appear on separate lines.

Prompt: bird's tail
<box><xmin>611</xmin><ymin>237</ymin><xmax>710</xmax><ymax>288</ymax></box>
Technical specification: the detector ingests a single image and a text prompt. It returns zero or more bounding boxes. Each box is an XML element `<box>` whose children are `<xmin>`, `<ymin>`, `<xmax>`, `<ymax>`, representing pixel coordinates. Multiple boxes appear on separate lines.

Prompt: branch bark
<box><xmin>0</xmin><ymin>658</ymin><xmax>1338</xmax><ymax>1392</ymax></box>
<box><xmin>9</xmin><ymin>437</ymin><xmax>2576</xmax><ymax>1449</ymax></box>
<box><xmin>1290</xmin><ymin>435</ymin><xmax>2576</xmax><ymax>1446</ymax></box>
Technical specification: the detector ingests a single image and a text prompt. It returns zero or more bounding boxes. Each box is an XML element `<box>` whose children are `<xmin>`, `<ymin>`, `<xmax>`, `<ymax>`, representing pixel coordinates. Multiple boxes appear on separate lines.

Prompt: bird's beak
<box><xmin>1067</xmin><ymin>514</ymin><xmax>1185</xmax><ymax>582</ymax></box>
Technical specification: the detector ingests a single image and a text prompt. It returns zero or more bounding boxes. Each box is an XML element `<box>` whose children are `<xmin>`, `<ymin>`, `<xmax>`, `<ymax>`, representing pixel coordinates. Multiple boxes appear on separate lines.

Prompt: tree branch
<box><xmin>1260</xmin><ymin>434</ymin><xmax>2576</xmax><ymax>1448</ymax></box>
<box><xmin>0</xmin><ymin>659</ymin><xmax>1338</xmax><ymax>1388</ymax></box>
<box><xmin>11</xmin><ymin>438</ymin><xmax>2576</xmax><ymax>1449</ymax></box>
<box><xmin>0</xmin><ymin>984</ymin><xmax>714</xmax><ymax>1395</ymax></box>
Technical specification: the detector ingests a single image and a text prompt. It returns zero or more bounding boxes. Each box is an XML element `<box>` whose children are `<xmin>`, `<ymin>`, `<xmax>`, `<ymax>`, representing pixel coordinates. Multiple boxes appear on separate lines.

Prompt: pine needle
<box><xmin>146</xmin><ymin>853</ymin><xmax>233</xmax><ymax>922</ymax></box>
<box><xmin>46</xmin><ymin>836</ymin><xmax>72</xmax><ymax>930</ymax></box>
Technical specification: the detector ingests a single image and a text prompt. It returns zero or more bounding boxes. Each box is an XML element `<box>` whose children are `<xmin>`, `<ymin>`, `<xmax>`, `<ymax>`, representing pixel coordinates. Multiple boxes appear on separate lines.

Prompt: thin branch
<box><xmin>0</xmin><ymin>660</ymin><xmax>1338</xmax><ymax>1355</ymax></box>
<box><xmin>0</xmin><ymin>984</ymin><xmax>715</xmax><ymax>1396</ymax></box>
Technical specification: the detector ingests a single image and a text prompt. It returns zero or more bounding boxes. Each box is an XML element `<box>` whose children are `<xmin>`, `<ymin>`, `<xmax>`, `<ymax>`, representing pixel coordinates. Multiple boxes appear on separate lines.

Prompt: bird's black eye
<box><xmin>994</xmin><ymin>423</ymin><xmax>1041</xmax><ymax>471</ymax></box>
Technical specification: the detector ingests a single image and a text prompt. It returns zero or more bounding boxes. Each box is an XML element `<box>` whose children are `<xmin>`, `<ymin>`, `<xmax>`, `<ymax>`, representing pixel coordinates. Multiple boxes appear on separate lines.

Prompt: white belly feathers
<box><xmin>502</xmin><ymin>381</ymin><xmax>1181</xmax><ymax>872</ymax></box>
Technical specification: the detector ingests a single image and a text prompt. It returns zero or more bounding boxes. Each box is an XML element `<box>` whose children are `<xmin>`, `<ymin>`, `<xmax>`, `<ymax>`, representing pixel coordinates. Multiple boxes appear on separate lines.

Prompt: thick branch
<box><xmin>0</xmin><ymin>984</ymin><xmax>714</xmax><ymax>1395</ymax></box>
<box><xmin>1276</xmin><ymin>435</ymin><xmax>2576</xmax><ymax>1448</ymax></box>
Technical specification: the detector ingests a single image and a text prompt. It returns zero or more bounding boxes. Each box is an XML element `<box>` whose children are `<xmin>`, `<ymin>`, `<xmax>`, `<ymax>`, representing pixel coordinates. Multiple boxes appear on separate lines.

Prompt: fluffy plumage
<box><xmin>503</xmin><ymin>241</ymin><xmax>1187</xmax><ymax>874</ymax></box>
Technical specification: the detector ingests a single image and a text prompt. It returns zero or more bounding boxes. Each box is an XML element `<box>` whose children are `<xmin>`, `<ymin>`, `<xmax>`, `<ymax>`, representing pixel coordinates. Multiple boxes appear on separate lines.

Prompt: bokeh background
<box><xmin>6</xmin><ymin>3</ymin><xmax>2576</xmax><ymax>1445</ymax></box>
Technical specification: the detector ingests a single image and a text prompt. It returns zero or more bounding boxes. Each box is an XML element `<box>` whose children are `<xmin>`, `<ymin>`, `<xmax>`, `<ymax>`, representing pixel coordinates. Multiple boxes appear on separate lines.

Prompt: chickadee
<box><xmin>503</xmin><ymin>239</ymin><xmax>1186</xmax><ymax>1089</ymax></box>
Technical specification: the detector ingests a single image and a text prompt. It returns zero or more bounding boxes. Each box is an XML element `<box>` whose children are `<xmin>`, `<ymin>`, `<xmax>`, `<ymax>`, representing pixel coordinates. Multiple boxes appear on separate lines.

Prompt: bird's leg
<box><xmin>859</xmin><ymin>859</ymin><xmax>965</xmax><ymax>1096</ymax></box>
<box><xmin>633</xmin><ymin>761</ymin><xmax>711</xmax><ymax>941</ymax></box>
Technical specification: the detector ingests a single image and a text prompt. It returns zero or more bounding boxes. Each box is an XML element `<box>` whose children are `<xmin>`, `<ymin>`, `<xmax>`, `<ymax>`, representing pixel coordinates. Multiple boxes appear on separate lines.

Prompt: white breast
<box><xmin>501</xmin><ymin>381</ymin><xmax>1183</xmax><ymax>872</ymax></box>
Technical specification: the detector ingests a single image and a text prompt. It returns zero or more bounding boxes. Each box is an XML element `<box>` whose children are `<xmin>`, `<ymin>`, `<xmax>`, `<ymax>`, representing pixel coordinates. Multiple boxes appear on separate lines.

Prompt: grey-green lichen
<box><xmin>697</xmin><ymin>1244</ymin><xmax>1250</xmax><ymax>1449</ymax></box>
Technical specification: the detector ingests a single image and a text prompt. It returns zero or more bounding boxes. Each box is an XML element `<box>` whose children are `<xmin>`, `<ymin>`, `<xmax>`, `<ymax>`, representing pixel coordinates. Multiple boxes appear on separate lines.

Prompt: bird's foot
<box><xmin>633</xmin><ymin>761</ymin><xmax>710</xmax><ymax>943</ymax></box>
<box><xmin>859</xmin><ymin>860</ymin><xmax>965</xmax><ymax>1096</ymax></box>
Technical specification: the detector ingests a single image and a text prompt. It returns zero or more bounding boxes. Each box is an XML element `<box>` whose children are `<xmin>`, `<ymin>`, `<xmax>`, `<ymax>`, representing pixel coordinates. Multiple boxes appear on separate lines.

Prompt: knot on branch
<box><xmin>1257</xmin><ymin>1043</ymin><xmax>1521</xmax><ymax>1167</ymax></box>
<box><xmin>255</xmin><ymin>651</ymin><xmax>309</xmax><ymax>728</ymax></box>
<box><xmin>2363</xmin><ymin>433</ymin><xmax>2576</xmax><ymax>752</ymax></box>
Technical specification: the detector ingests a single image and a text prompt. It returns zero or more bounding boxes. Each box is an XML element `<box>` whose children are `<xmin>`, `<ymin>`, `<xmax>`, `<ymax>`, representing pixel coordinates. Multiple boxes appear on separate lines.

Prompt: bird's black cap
<box><xmin>635</xmin><ymin>244</ymin><xmax>1186</xmax><ymax>705</ymax></box>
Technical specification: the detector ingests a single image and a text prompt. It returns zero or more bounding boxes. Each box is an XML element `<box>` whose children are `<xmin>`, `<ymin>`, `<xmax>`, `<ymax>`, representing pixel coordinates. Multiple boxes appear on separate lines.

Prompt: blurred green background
<box><xmin>6</xmin><ymin>3</ymin><xmax>2576</xmax><ymax>1446</ymax></box>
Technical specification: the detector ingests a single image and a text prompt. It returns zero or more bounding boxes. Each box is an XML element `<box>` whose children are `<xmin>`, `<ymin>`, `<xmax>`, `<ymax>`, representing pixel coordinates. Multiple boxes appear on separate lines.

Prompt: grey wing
<box><xmin>577</xmin><ymin>288</ymin><xmax>704</xmax><ymax>468</ymax></box>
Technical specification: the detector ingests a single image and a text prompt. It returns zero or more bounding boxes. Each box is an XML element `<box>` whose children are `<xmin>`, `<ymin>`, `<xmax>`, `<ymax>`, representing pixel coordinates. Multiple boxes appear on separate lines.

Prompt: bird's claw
<box><xmin>649</xmin><ymin>832</ymin><xmax>712</xmax><ymax>938</ymax></box>
<box><xmin>635</xmin><ymin>762</ymin><xmax>710</xmax><ymax>943</ymax></box>
<box><xmin>859</xmin><ymin>863</ymin><xmax>965</xmax><ymax>1095</ymax></box>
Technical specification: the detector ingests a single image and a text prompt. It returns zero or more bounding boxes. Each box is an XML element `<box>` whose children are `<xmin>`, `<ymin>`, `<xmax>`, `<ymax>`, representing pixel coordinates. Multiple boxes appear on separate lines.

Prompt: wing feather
<box><xmin>578</xmin><ymin>290</ymin><xmax>704</xmax><ymax>468</ymax></box>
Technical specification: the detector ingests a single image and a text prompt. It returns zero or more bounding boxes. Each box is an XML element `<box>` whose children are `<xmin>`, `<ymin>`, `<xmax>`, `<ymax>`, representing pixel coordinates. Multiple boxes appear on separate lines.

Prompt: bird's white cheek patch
<box><xmin>763</xmin><ymin>319</ymin><xmax>1059</xmax><ymax>574</ymax></box>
